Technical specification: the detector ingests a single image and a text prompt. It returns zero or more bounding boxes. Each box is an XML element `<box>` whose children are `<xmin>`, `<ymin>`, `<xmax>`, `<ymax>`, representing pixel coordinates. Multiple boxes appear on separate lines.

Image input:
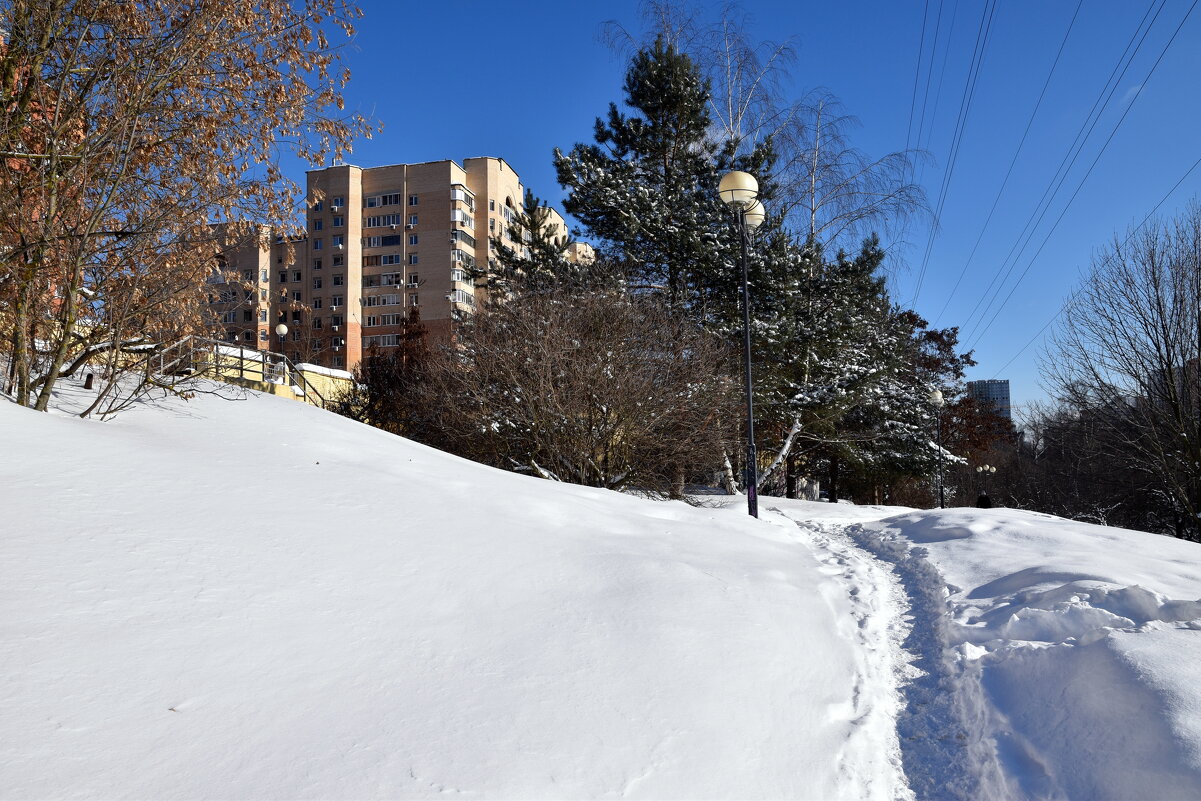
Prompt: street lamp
<box><xmin>718</xmin><ymin>170</ymin><xmax>765</xmax><ymax>518</ymax></box>
<box><xmin>930</xmin><ymin>388</ymin><xmax>945</xmax><ymax>509</ymax></box>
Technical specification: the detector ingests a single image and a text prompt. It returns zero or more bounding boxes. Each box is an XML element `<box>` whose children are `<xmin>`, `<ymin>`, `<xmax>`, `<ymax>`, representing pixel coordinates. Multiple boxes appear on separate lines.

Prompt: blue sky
<box><xmin>310</xmin><ymin>0</ymin><xmax>1201</xmax><ymax>413</ymax></box>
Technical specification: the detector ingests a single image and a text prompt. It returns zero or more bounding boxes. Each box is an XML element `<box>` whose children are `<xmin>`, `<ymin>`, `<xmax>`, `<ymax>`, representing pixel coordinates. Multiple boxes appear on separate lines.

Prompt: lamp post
<box><xmin>930</xmin><ymin>388</ymin><xmax>945</xmax><ymax>509</ymax></box>
<box><xmin>718</xmin><ymin>170</ymin><xmax>765</xmax><ymax>518</ymax></box>
<box><xmin>976</xmin><ymin>464</ymin><xmax>997</xmax><ymax>501</ymax></box>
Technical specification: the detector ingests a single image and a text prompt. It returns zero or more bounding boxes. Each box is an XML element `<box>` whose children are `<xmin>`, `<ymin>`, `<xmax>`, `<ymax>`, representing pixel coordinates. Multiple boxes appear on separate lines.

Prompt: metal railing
<box><xmin>151</xmin><ymin>336</ymin><xmax>330</xmax><ymax>409</ymax></box>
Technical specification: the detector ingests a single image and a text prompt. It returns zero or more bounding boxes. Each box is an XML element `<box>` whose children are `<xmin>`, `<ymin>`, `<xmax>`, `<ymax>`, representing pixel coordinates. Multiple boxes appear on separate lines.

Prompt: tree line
<box><xmin>338</xmin><ymin>16</ymin><xmax>1006</xmax><ymax>506</ymax></box>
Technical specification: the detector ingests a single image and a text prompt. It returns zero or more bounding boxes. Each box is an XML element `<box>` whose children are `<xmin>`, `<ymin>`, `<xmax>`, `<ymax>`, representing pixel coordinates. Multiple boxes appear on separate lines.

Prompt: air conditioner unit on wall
<box><xmin>406</xmin><ymin>224</ymin><xmax>415</xmax><ymax>230</ymax></box>
<box><xmin>332</xmin><ymin>325</ymin><xmax>340</xmax><ymax>331</ymax></box>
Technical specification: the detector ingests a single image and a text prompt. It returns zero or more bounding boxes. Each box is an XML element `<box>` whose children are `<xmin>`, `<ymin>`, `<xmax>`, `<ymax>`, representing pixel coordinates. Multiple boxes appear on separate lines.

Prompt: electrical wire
<box><xmin>959</xmin><ymin>0</ymin><xmax>1165</xmax><ymax>338</ymax></box>
<box><xmin>931</xmin><ymin>0</ymin><xmax>1083</xmax><ymax>327</ymax></box>
<box><xmin>988</xmin><ymin>152</ymin><xmax>1201</xmax><ymax>379</ymax></box>
<box><xmin>911</xmin><ymin>0</ymin><xmax>997</xmax><ymax>305</ymax></box>
<box><xmin>967</xmin><ymin>0</ymin><xmax>1197</xmax><ymax>351</ymax></box>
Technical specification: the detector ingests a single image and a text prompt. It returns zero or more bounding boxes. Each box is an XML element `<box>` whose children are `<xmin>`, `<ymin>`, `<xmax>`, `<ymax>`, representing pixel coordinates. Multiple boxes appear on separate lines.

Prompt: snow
<box><xmin>0</xmin><ymin>382</ymin><xmax>905</xmax><ymax>800</ymax></box>
<box><xmin>4</xmin><ymin>380</ymin><xmax>1201</xmax><ymax>800</ymax></box>
<box><xmin>295</xmin><ymin>362</ymin><xmax>354</xmax><ymax>380</ymax></box>
<box><xmin>803</xmin><ymin>503</ymin><xmax>1201</xmax><ymax>800</ymax></box>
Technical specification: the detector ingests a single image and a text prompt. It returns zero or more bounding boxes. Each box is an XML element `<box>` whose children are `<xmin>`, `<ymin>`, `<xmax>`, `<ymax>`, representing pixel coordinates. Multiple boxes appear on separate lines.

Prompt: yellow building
<box><xmin>211</xmin><ymin>157</ymin><xmax>576</xmax><ymax>372</ymax></box>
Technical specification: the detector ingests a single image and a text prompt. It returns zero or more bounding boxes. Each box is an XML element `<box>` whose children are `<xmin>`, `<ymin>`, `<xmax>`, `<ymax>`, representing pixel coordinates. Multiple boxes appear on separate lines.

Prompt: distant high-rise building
<box><xmin>968</xmin><ymin>379</ymin><xmax>1011</xmax><ymax>420</ymax></box>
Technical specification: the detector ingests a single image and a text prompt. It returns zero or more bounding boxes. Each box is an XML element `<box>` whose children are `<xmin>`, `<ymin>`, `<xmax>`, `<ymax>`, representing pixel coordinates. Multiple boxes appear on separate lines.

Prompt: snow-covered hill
<box><xmin>0</xmin><ymin>384</ymin><xmax>906</xmax><ymax>800</ymax></box>
<box><xmin>3</xmin><ymin>381</ymin><xmax>1201</xmax><ymax>800</ymax></box>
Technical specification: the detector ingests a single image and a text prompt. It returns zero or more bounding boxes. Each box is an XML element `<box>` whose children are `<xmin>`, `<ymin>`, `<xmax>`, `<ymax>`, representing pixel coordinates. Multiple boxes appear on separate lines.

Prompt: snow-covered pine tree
<box><xmin>554</xmin><ymin>37</ymin><xmax>736</xmax><ymax>313</ymax></box>
<box><xmin>487</xmin><ymin>188</ymin><xmax>597</xmax><ymax>296</ymax></box>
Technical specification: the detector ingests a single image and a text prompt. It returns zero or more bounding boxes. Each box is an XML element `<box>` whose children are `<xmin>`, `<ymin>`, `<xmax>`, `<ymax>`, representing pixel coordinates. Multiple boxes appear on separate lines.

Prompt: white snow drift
<box><xmin>4</xmin><ymin>380</ymin><xmax>1201</xmax><ymax>801</ymax></box>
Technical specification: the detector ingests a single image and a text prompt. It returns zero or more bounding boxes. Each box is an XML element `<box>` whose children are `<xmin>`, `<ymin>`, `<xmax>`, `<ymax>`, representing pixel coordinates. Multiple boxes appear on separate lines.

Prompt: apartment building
<box><xmin>219</xmin><ymin>156</ymin><xmax>578</xmax><ymax>371</ymax></box>
<box><xmin>968</xmin><ymin>378</ymin><xmax>1012</xmax><ymax>420</ymax></box>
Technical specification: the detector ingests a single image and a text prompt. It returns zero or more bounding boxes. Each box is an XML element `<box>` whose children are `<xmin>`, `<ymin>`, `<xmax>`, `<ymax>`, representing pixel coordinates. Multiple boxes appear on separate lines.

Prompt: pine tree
<box><xmin>488</xmin><ymin>189</ymin><xmax>592</xmax><ymax>295</ymax></box>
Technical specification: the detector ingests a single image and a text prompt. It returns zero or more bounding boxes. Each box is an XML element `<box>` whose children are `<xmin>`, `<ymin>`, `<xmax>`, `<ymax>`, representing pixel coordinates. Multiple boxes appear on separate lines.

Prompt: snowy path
<box><xmin>767</xmin><ymin>508</ymin><xmax>916</xmax><ymax>801</ymax></box>
<box><xmin>772</xmin><ymin>499</ymin><xmax>1201</xmax><ymax>801</ymax></box>
<box><xmin>767</xmin><ymin>501</ymin><xmax>1013</xmax><ymax>801</ymax></box>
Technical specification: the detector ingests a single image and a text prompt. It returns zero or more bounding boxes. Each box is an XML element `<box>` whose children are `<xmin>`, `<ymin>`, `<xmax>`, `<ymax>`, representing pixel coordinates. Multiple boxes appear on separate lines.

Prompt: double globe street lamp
<box><xmin>717</xmin><ymin>171</ymin><xmax>766</xmax><ymax>518</ymax></box>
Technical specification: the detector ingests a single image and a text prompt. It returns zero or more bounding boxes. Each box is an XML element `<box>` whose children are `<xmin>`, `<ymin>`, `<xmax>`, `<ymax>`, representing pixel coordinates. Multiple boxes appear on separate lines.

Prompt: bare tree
<box><xmin>0</xmin><ymin>0</ymin><xmax>373</xmax><ymax>414</ymax></box>
<box><xmin>1042</xmin><ymin>207</ymin><xmax>1201</xmax><ymax>539</ymax></box>
<box><xmin>427</xmin><ymin>288</ymin><xmax>739</xmax><ymax>498</ymax></box>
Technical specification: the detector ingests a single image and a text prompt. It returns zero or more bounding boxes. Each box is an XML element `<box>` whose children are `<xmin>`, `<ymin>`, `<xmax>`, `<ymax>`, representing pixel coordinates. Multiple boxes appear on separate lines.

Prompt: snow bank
<box><xmin>846</xmin><ymin>507</ymin><xmax>1201</xmax><ymax>801</ymax></box>
<box><xmin>0</xmin><ymin>384</ymin><xmax>902</xmax><ymax>800</ymax></box>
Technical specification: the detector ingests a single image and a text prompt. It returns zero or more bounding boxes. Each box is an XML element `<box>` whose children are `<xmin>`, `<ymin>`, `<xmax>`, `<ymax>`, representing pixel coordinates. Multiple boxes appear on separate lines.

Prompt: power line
<box><xmin>911</xmin><ymin>0</ymin><xmax>997</xmax><ymax>305</ymax></box>
<box><xmin>932</xmin><ymin>0</ymin><xmax>1083</xmax><ymax>328</ymax></box>
<box><xmin>959</xmin><ymin>0</ymin><xmax>1166</xmax><ymax>339</ymax></box>
<box><xmin>988</xmin><ymin>152</ymin><xmax>1201</xmax><ymax>380</ymax></box>
<box><xmin>967</xmin><ymin>0</ymin><xmax>1197</xmax><ymax>351</ymax></box>
<box><xmin>910</xmin><ymin>0</ymin><xmax>946</xmax><ymax>184</ymax></box>
<box><xmin>904</xmin><ymin>0</ymin><xmax>932</xmax><ymax>157</ymax></box>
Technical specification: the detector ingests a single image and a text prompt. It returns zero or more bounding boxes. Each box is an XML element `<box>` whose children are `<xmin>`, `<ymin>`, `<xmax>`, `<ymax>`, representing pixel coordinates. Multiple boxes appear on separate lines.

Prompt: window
<box><xmin>313</xmin><ymin>238</ymin><xmax>323</xmax><ymax>250</ymax></box>
<box><xmin>450</xmin><ymin>269</ymin><xmax>466</xmax><ymax>284</ymax></box>
<box><xmin>408</xmin><ymin>194</ymin><xmax>419</xmax><ymax>206</ymax></box>
<box><xmin>260</xmin><ymin>289</ymin><xmax>267</xmax><ymax>301</ymax></box>
<box><xmin>333</xmin><ymin>274</ymin><xmax>344</xmax><ymax>286</ymax></box>
<box><xmin>448</xmin><ymin>289</ymin><xmax>475</xmax><ymax>306</ymax></box>
<box><xmin>382</xmin><ymin>272</ymin><xmax>403</xmax><ymax>286</ymax></box>
<box><xmin>380</xmin><ymin>313</ymin><xmax>403</xmax><ymax>325</ymax></box>
<box><xmin>313</xmin><ymin>277</ymin><xmax>323</xmax><ymax>289</ymax></box>
<box><xmin>332</xmin><ymin>255</ymin><xmax>343</xmax><ymax>266</ymax></box>
<box><xmin>408</xmin><ymin>234</ymin><xmax>418</xmax><ymax>246</ymax></box>
<box><xmin>365</xmin><ymin>315</ymin><xmax>378</xmax><ymax>327</ymax></box>
<box><xmin>278</xmin><ymin>271</ymin><xmax>288</xmax><ymax>283</ymax></box>
<box><xmin>292</xmin><ymin>331</ymin><xmax>301</xmax><ymax>341</ymax></box>
<box><xmin>332</xmin><ymin>315</ymin><xmax>344</xmax><ymax>327</ymax></box>
<box><xmin>260</xmin><ymin>330</ymin><xmax>268</xmax><ymax>342</ymax></box>
<box><xmin>364</xmin><ymin>193</ymin><xmax>401</xmax><ymax>208</ymax></box>
<box><xmin>292</xmin><ymin>291</ymin><xmax>302</xmax><ymax>302</ymax></box>
<box><xmin>313</xmin><ymin>318</ymin><xmax>323</xmax><ymax>329</ymax></box>
<box><xmin>312</xmin><ymin>200</ymin><xmax>323</xmax><ymax>212</ymax></box>
<box><xmin>260</xmin><ymin>269</ymin><xmax>268</xmax><ymax>282</ymax></box>
<box><xmin>313</xmin><ymin>259</ymin><xmax>323</xmax><ymax>271</ymax></box>
<box><xmin>365</xmin><ymin>334</ymin><xmax>398</xmax><ymax>348</ymax></box>
<box><xmin>362</xmin><ymin>275</ymin><xmax>379</xmax><ymax>288</ymax></box>
<box><xmin>409</xmin><ymin>253</ymin><xmax>418</xmax><ymax>265</ymax></box>
<box><xmin>489</xmin><ymin>218</ymin><xmax>495</xmax><ymax>231</ymax></box>
<box><xmin>362</xmin><ymin>235</ymin><xmax>401</xmax><ymax>248</ymax></box>
<box><xmin>333</xmin><ymin>216</ymin><xmax>344</xmax><ymax>227</ymax></box>
<box><xmin>364</xmin><ymin>214</ymin><xmax>403</xmax><ymax>228</ymax></box>
<box><xmin>489</xmin><ymin>199</ymin><xmax>495</xmax><ymax>211</ymax></box>
<box><xmin>312</xmin><ymin>219</ymin><xmax>323</xmax><ymax>231</ymax></box>
<box><xmin>243</xmin><ymin>331</ymin><xmax>254</xmax><ymax>342</ymax></box>
<box><xmin>450</xmin><ymin>230</ymin><xmax>476</xmax><ymax>248</ymax></box>
<box><xmin>259</xmin><ymin>310</ymin><xmax>268</xmax><ymax>323</ymax></box>
<box><xmin>408</xmin><ymin>214</ymin><xmax>418</xmax><ymax>226</ymax></box>
<box><xmin>334</xmin><ymin>355</ymin><xmax>345</xmax><ymax>367</ymax></box>
<box><xmin>332</xmin><ymin>235</ymin><xmax>344</xmax><ymax>248</ymax></box>
<box><xmin>291</xmin><ymin>271</ymin><xmax>302</xmax><ymax>282</ymax></box>
<box><xmin>409</xmin><ymin>293</ymin><xmax>419</xmax><ymax>307</ymax></box>
<box><xmin>362</xmin><ymin>294</ymin><xmax>399</xmax><ymax>307</ymax></box>
<box><xmin>291</xmin><ymin>311</ymin><xmax>301</xmax><ymax>322</ymax></box>
<box><xmin>331</xmin><ymin>295</ymin><xmax>344</xmax><ymax>307</ymax></box>
<box><xmin>221</xmin><ymin>310</ymin><xmax>236</xmax><ymax>323</ymax></box>
<box><xmin>332</xmin><ymin>196</ymin><xmax>345</xmax><ymax>207</ymax></box>
<box><xmin>313</xmin><ymin>298</ymin><xmax>323</xmax><ymax>309</ymax></box>
<box><xmin>407</xmin><ymin>273</ymin><xmax>419</xmax><ymax>287</ymax></box>
<box><xmin>330</xmin><ymin>336</ymin><xmax>346</xmax><ymax>347</ymax></box>
<box><xmin>363</xmin><ymin>254</ymin><xmax>381</xmax><ymax>267</ymax></box>
<box><xmin>381</xmin><ymin>254</ymin><xmax>401</xmax><ymax>265</ymax></box>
